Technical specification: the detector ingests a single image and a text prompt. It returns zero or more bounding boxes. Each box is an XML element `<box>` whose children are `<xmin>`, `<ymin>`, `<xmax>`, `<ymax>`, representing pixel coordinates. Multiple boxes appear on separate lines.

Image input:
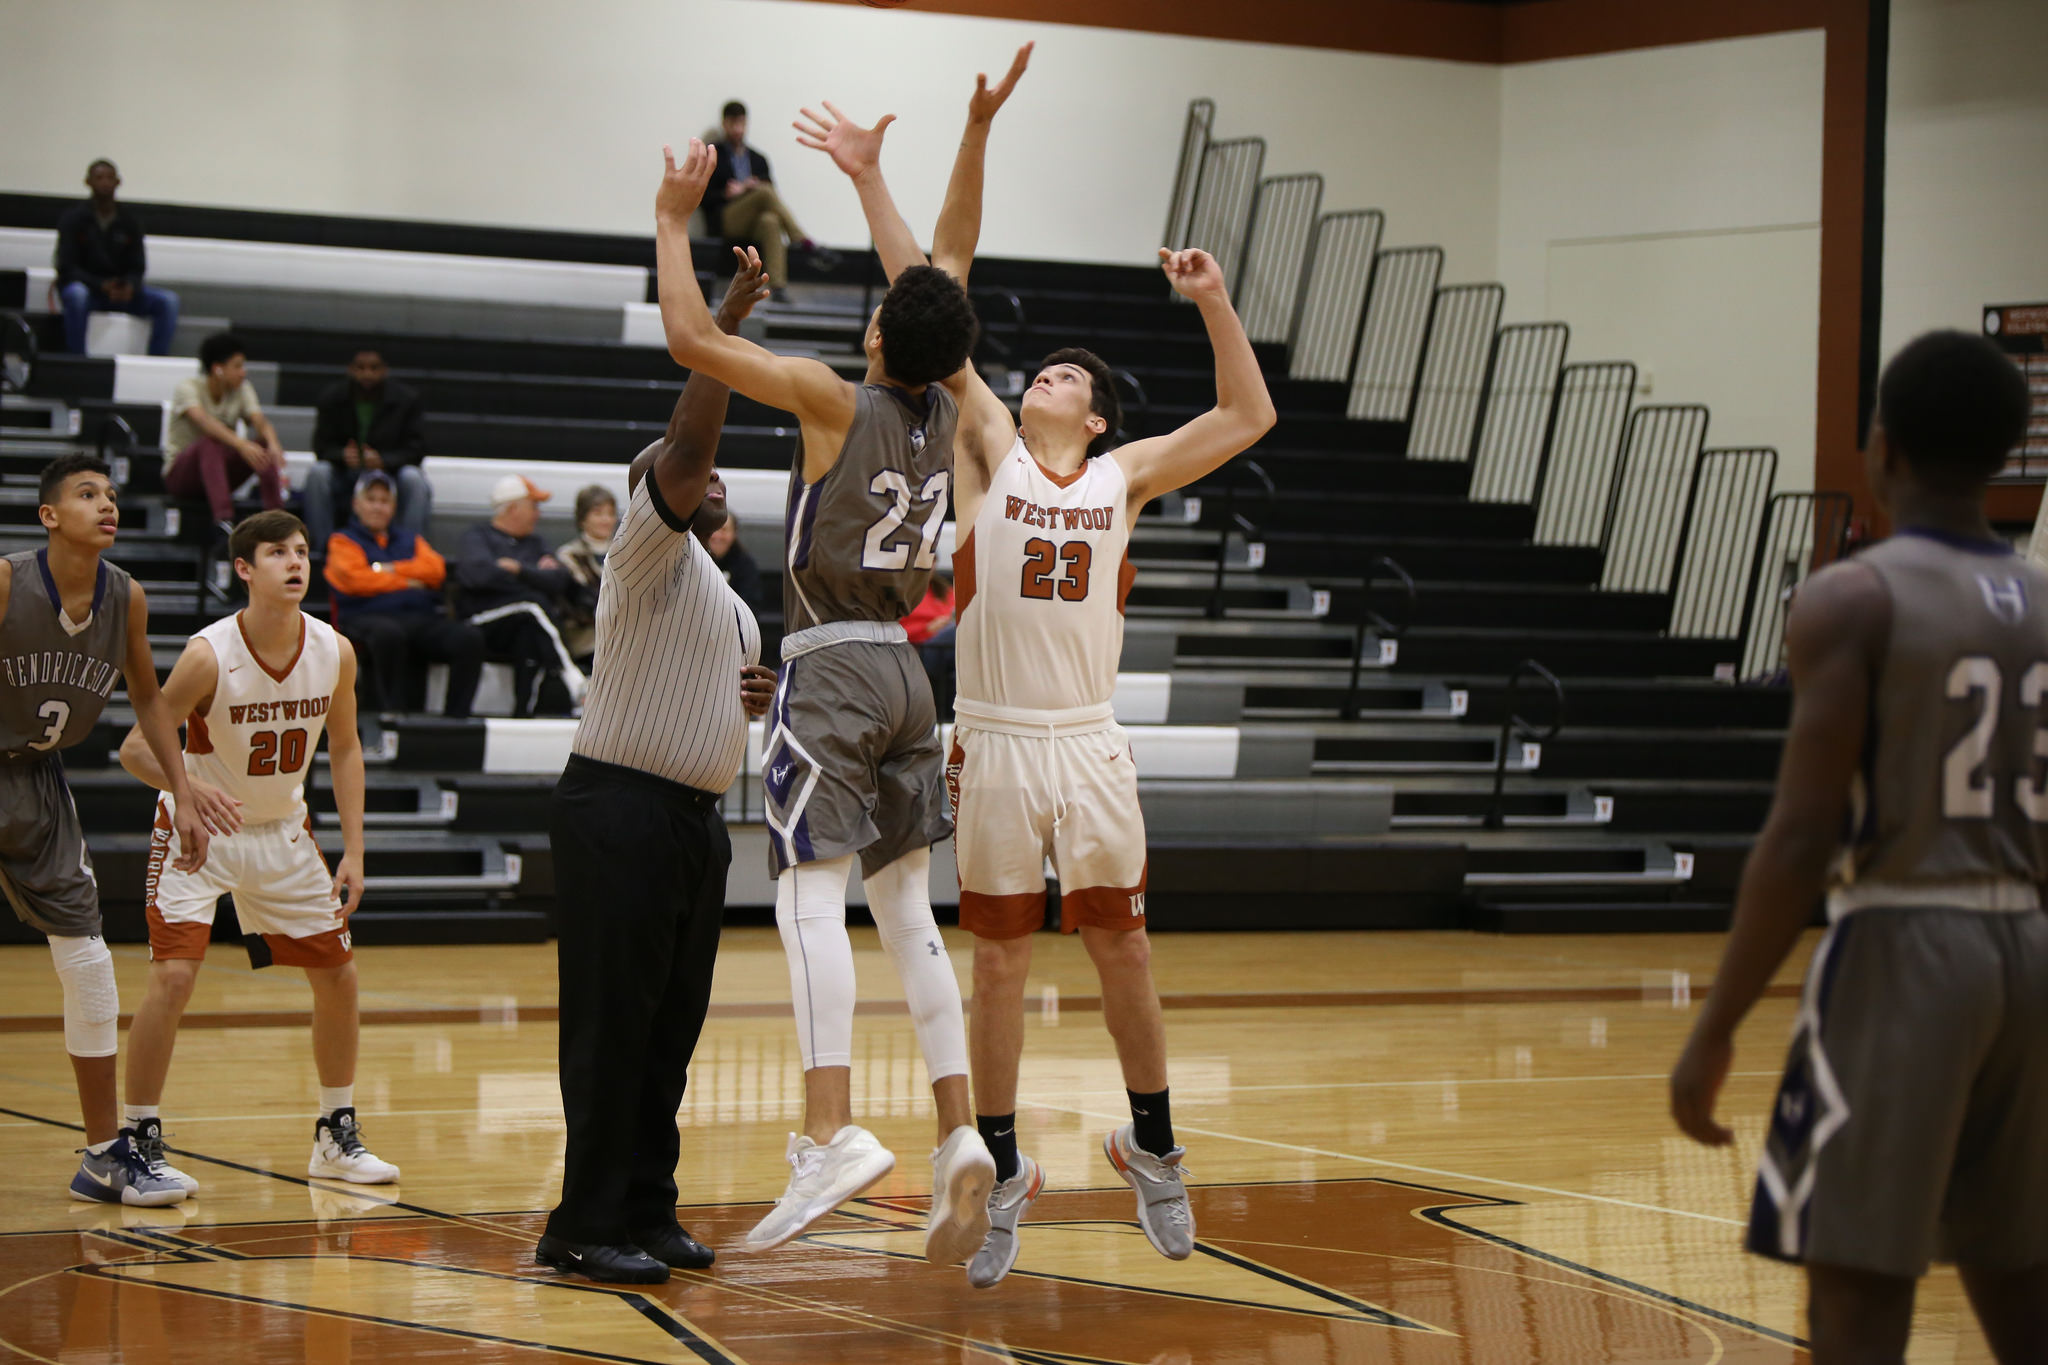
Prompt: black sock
<box><xmin>977</xmin><ymin>1113</ymin><xmax>1019</xmax><ymax>1183</ymax></box>
<box><xmin>1128</xmin><ymin>1089</ymin><xmax>1174</xmax><ymax>1157</ymax></box>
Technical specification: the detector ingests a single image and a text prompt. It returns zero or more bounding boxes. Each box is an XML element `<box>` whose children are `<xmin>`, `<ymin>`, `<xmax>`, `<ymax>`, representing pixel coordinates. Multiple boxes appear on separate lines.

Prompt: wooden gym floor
<box><xmin>0</xmin><ymin>927</ymin><xmax>2001</xmax><ymax>1362</ymax></box>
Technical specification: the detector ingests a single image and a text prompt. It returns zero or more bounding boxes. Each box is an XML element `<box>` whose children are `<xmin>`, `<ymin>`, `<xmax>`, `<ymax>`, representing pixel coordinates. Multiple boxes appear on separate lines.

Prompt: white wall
<box><xmin>1496</xmin><ymin>32</ymin><xmax>1827</xmax><ymax>490</ymax></box>
<box><xmin>0</xmin><ymin>0</ymin><xmax>1500</xmax><ymax>276</ymax></box>
<box><xmin>1882</xmin><ymin>0</ymin><xmax>2048</xmax><ymax>361</ymax></box>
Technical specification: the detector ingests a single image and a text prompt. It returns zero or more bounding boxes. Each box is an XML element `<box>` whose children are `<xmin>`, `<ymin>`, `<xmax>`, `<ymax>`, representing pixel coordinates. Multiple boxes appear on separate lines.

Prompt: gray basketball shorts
<box><xmin>0</xmin><ymin>757</ymin><xmax>102</xmax><ymax>938</ymax></box>
<box><xmin>761</xmin><ymin>639</ymin><xmax>952</xmax><ymax>879</ymax></box>
<box><xmin>1747</xmin><ymin>905</ymin><xmax>2048</xmax><ymax>1279</ymax></box>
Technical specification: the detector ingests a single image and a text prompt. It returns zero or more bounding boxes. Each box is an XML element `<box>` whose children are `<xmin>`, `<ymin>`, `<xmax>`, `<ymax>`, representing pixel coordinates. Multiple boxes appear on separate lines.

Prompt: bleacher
<box><xmin>2</xmin><ymin>102</ymin><xmax>1893</xmax><ymax>947</ymax></box>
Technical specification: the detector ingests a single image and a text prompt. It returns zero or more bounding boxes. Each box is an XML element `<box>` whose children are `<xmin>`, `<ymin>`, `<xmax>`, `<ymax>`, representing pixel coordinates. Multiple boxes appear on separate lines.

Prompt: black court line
<box><xmin>1418</xmin><ymin>1201</ymin><xmax>1809</xmax><ymax>1351</ymax></box>
<box><xmin>74</xmin><ymin>1264</ymin><xmax>722</xmax><ymax>1365</ymax></box>
<box><xmin>0</xmin><ymin>1102</ymin><xmax>738</xmax><ymax>1363</ymax></box>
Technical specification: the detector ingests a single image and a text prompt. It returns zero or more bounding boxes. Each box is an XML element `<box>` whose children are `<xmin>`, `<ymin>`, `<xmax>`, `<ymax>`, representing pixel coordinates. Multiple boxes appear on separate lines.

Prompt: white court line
<box><xmin>0</xmin><ymin>1071</ymin><xmax>1784</xmax><ymax>1131</ymax></box>
<box><xmin>1023</xmin><ymin>1098</ymin><xmax>1750</xmax><ymax>1228</ymax></box>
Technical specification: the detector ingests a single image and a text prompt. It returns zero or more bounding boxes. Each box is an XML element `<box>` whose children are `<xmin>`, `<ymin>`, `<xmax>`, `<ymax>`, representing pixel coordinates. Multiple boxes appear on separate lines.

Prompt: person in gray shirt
<box><xmin>655</xmin><ymin>133</ymin><xmax>1000</xmax><ymax>1264</ymax></box>
<box><xmin>1</xmin><ymin>454</ymin><xmax>220</xmax><ymax>1207</ymax></box>
<box><xmin>1672</xmin><ymin>331</ymin><xmax>2048</xmax><ymax>1363</ymax></box>
<box><xmin>455</xmin><ymin>477</ymin><xmax>583</xmax><ymax>716</ymax></box>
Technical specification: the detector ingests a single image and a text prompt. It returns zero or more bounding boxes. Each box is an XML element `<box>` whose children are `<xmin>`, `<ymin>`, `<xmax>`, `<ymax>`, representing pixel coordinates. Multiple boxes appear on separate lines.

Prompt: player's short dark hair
<box><xmin>1040</xmin><ymin>348</ymin><xmax>1122</xmax><ymax>459</ymax></box>
<box><xmin>1877</xmin><ymin>330</ymin><xmax>2031</xmax><ymax>491</ymax></box>
<box><xmin>199</xmin><ymin>332</ymin><xmax>246</xmax><ymax>372</ymax></box>
<box><xmin>38</xmin><ymin>453</ymin><xmax>112</xmax><ymax>507</ymax></box>
<box><xmin>876</xmin><ymin>266</ymin><xmax>979</xmax><ymax>389</ymax></box>
<box><xmin>722</xmin><ymin>100</ymin><xmax>747</xmax><ymax>121</ymax></box>
<box><xmin>230</xmin><ymin>510</ymin><xmax>308</xmax><ymax>568</ymax></box>
<box><xmin>86</xmin><ymin>158</ymin><xmax>117</xmax><ymax>177</ymax></box>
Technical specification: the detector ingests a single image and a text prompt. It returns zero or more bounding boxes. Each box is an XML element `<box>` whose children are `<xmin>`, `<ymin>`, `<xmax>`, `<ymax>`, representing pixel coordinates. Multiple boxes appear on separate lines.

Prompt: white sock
<box><xmin>123</xmin><ymin>1104</ymin><xmax>159</xmax><ymax>1129</ymax></box>
<box><xmin>863</xmin><ymin>848</ymin><xmax>969</xmax><ymax>1084</ymax></box>
<box><xmin>319</xmin><ymin>1085</ymin><xmax>354</xmax><ymax>1118</ymax></box>
<box><xmin>775</xmin><ymin>855</ymin><xmax>857</xmax><ymax>1070</ymax></box>
<box><xmin>85</xmin><ymin>1138</ymin><xmax>116</xmax><ymax>1156</ymax></box>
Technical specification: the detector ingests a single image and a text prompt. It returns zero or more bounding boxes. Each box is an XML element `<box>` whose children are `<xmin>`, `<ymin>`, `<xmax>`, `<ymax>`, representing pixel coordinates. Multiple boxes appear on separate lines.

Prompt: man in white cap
<box><xmin>454</xmin><ymin>475</ymin><xmax>585</xmax><ymax>716</ymax></box>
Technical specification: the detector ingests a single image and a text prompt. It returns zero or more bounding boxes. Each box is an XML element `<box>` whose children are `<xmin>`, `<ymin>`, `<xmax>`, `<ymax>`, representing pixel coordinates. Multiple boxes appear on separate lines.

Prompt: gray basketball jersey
<box><xmin>783</xmin><ymin>383</ymin><xmax>957</xmax><ymax>632</ymax></box>
<box><xmin>1833</xmin><ymin>531</ymin><xmax>2048</xmax><ymax>897</ymax></box>
<box><xmin>0</xmin><ymin>549</ymin><xmax>131</xmax><ymax>763</ymax></box>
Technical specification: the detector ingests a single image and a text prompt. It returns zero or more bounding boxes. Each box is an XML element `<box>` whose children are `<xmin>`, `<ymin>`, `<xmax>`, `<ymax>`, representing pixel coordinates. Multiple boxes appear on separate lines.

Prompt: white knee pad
<box><xmin>50</xmin><ymin>934</ymin><xmax>119</xmax><ymax>1059</ymax></box>
<box><xmin>864</xmin><ymin>848</ymin><xmax>969</xmax><ymax>1083</ymax></box>
<box><xmin>776</xmin><ymin>855</ymin><xmax>856</xmax><ymax>1070</ymax></box>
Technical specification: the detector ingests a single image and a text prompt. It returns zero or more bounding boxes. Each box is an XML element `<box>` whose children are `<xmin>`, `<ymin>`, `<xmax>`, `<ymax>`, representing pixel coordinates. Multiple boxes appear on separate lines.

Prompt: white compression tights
<box><xmin>774</xmin><ymin>848</ymin><xmax>968</xmax><ymax>1082</ymax></box>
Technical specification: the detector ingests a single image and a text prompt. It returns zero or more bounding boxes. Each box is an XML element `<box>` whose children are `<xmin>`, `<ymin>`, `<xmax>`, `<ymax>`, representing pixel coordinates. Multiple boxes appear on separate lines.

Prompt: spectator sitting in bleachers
<box><xmin>164</xmin><ymin>332</ymin><xmax>285</xmax><ymax>540</ymax></box>
<box><xmin>701</xmin><ymin>509</ymin><xmax>767</xmax><ymax>616</ymax></box>
<box><xmin>304</xmin><ymin>348</ymin><xmax>431</xmax><ymax>553</ymax></box>
<box><xmin>454</xmin><ymin>475</ymin><xmax>584</xmax><ymax>717</ymax></box>
<box><xmin>556</xmin><ymin>484</ymin><xmax>617</xmax><ymax>672</ymax></box>
<box><xmin>326</xmin><ymin>470</ymin><xmax>483</xmax><ymax>722</ymax></box>
<box><xmin>903</xmin><ymin>569</ymin><xmax>957</xmax><ymax>721</ymax></box>
<box><xmin>710</xmin><ymin>100</ymin><xmax>833</xmax><ymax>297</ymax></box>
<box><xmin>55</xmin><ymin>159</ymin><xmax>179</xmax><ymax>355</ymax></box>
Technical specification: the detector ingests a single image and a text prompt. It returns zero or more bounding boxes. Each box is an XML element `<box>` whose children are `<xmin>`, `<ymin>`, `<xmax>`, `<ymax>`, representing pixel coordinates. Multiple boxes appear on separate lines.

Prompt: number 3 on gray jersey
<box><xmin>861</xmin><ymin>471</ymin><xmax>950</xmax><ymax>572</ymax></box>
<box><xmin>27</xmin><ymin>700</ymin><xmax>70</xmax><ymax>752</ymax></box>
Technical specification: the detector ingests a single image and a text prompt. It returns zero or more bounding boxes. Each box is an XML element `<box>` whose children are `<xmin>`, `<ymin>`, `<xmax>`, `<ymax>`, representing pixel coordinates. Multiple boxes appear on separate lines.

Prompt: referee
<box><xmin>536</xmin><ymin>250</ymin><xmax>776</xmax><ymax>1284</ymax></box>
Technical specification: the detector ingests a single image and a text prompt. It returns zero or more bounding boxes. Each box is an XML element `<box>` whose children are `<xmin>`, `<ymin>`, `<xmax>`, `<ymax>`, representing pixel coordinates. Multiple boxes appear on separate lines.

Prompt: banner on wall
<box><xmin>1985</xmin><ymin>303</ymin><xmax>2048</xmax><ymax>478</ymax></box>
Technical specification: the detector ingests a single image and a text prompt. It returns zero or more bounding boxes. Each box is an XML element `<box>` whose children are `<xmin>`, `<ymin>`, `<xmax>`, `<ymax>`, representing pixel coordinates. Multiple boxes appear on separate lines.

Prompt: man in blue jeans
<box><xmin>55</xmin><ymin>161</ymin><xmax>179</xmax><ymax>356</ymax></box>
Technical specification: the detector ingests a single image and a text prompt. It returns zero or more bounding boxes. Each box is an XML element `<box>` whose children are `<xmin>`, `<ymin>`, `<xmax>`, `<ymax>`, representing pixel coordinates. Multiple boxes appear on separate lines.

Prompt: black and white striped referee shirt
<box><xmin>570</xmin><ymin>462</ymin><xmax>760</xmax><ymax>793</ymax></box>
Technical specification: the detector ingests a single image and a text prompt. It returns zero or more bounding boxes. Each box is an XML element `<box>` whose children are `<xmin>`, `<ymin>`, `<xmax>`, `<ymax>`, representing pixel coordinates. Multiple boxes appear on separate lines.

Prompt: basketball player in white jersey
<box><xmin>117</xmin><ymin>510</ymin><xmax>400</xmax><ymax>1190</ymax></box>
<box><xmin>803</xmin><ymin>60</ymin><xmax>1275</xmax><ymax>1284</ymax></box>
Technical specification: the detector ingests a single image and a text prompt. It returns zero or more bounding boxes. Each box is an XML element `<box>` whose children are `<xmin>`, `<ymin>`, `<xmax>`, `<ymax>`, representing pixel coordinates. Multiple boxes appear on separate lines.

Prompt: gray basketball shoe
<box><xmin>70</xmin><ymin>1136</ymin><xmax>188</xmax><ymax>1207</ymax></box>
<box><xmin>1103</xmin><ymin>1124</ymin><xmax>1193</xmax><ymax>1259</ymax></box>
<box><xmin>967</xmin><ymin>1153</ymin><xmax>1044</xmax><ymax>1288</ymax></box>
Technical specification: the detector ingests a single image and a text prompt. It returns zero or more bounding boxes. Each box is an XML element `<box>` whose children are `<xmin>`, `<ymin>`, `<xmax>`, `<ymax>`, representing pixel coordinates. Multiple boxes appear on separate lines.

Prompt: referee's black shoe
<box><xmin>534</xmin><ymin>1233</ymin><xmax>669</xmax><ymax>1284</ymax></box>
<box><xmin>633</xmin><ymin>1223</ymin><xmax>716</xmax><ymax>1270</ymax></box>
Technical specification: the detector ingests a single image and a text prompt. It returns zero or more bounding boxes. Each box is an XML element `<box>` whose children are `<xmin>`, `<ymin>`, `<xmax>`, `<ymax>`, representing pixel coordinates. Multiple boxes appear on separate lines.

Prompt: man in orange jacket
<box><xmin>324</xmin><ymin>471</ymin><xmax>484</xmax><ymax>719</ymax></box>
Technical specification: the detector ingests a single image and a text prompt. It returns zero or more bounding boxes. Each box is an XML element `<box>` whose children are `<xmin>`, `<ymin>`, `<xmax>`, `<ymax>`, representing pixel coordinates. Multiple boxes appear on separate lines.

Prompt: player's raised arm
<box><xmin>118</xmin><ymin>582</ymin><xmax>216</xmax><ymax>871</ymax></box>
<box><xmin>1669</xmin><ymin>560</ymin><xmax>1890</xmax><ymax>1146</ymax></box>
<box><xmin>640</xmin><ymin>246</ymin><xmax>772</xmax><ymax>517</ymax></box>
<box><xmin>325</xmin><ymin>638</ymin><xmax>366</xmax><ymax>918</ymax></box>
<box><xmin>1112</xmin><ymin>249</ymin><xmax>1278</xmax><ymax>506</ymax></box>
<box><xmin>655</xmin><ymin>140</ymin><xmax>855</xmax><ymax>436</ymax></box>
<box><xmin>794</xmin><ymin>104</ymin><xmax>926</xmax><ymax>283</ymax></box>
<box><xmin>932</xmin><ymin>42</ymin><xmax>1032</xmax><ymax>286</ymax></box>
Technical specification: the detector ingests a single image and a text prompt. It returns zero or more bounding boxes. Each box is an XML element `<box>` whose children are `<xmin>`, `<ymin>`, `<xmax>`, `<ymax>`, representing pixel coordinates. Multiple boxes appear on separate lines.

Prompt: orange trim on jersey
<box><xmin>1116</xmin><ymin>549</ymin><xmax>1137</xmax><ymax>616</ymax></box>
<box><xmin>1029</xmin><ymin>452</ymin><xmax>1088</xmax><ymax>489</ymax></box>
<box><xmin>144</xmin><ymin>802</ymin><xmax>211</xmax><ymax>961</ymax></box>
<box><xmin>954</xmin><ymin>527</ymin><xmax>978</xmax><ymax>622</ymax></box>
<box><xmin>1058</xmin><ymin>869</ymin><xmax>1151</xmax><ymax>935</ymax></box>
<box><xmin>185</xmin><ymin>709</ymin><xmax>214</xmax><ymax>755</ymax></box>
<box><xmin>960</xmin><ymin>888</ymin><xmax>1051</xmax><ymax>940</ymax></box>
<box><xmin>261</xmin><ymin>926</ymin><xmax>352</xmax><ymax>969</ymax></box>
<box><xmin>236</xmin><ymin>611</ymin><xmax>306</xmax><ymax>684</ymax></box>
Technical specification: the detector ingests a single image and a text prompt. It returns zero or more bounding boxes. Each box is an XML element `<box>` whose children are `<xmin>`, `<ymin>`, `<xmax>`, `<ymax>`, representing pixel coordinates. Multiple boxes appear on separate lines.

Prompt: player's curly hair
<box><xmin>1039</xmin><ymin>348</ymin><xmax>1123</xmax><ymax>459</ymax></box>
<box><xmin>1877</xmin><ymin>330</ymin><xmax>2030</xmax><ymax>490</ymax></box>
<box><xmin>876</xmin><ymin>266</ymin><xmax>979</xmax><ymax>389</ymax></box>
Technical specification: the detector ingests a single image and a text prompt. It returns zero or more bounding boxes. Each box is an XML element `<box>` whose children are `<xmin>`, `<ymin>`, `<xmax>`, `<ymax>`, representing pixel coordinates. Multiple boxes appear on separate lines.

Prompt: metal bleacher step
<box><xmin>1388</xmin><ymin>782</ymin><xmax>1614</xmax><ymax>830</ymax></box>
<box><xmin>1460</xmin><ymin>837</ymin><xmax>1694</xmax><ymax>891</ymax></box>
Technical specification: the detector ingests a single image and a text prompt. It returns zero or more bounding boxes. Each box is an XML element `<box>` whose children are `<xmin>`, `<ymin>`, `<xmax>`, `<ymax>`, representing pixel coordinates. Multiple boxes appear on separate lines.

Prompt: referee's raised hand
<box><xmin>716</xmin><ymin>247</ymin><xmax>773</xmax><ymax>332</ymax></box>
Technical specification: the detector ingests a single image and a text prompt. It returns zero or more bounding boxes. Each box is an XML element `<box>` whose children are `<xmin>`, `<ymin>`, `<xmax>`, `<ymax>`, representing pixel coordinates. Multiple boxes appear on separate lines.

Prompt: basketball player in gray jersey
<box><xmin>1672</xmin><ymin>332</ymin><xmax>2048</xmax><ymax>1362</ymax></box>
<box><xmin>1</xmin><ymin>453</ymin><xmax>218</xmax><ymax>1206</ymax></box>
<box><xmin>654</xmin><ymin>137</ymin><xmax>998</xmax><ymax>1262</ymax></box>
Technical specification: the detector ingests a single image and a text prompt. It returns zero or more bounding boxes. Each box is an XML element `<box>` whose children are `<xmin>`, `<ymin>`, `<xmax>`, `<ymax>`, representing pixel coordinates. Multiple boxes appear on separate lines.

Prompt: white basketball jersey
<box><xmin>955</xmin><ymin>436</ymin><xmax>1135</xmax><ymax>713</ymax></box>
<box><xmin>183</xmin><ymin>612</ymin><xmax>341</xmax><ymax>824</ymax></box>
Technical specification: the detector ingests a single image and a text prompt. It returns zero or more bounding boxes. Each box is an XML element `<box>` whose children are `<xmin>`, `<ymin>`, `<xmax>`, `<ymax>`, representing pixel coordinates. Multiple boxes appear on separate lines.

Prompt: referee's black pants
<box><xmin>545</xmin><ymin>754</ymin><xmax>729</xmax><ymax>1247</ymax></box>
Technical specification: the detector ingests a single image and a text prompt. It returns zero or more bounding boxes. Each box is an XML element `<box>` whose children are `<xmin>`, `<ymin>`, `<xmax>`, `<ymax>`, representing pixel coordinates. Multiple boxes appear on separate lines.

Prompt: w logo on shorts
<box><xmin>1129</xmin><ymin>893</ymin><xmax>1146</xmax><ymax>916</ymax></box>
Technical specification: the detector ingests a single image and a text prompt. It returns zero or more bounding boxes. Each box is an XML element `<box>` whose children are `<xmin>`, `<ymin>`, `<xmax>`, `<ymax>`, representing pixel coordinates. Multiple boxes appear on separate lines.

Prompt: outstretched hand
<box><xmin>1669</xmin><ymin>1026</ymin><xmax>1736</xmax><ymax>1147</ymax></box>
<box><xmin>968</xmin><ymin>42</ymin><xmax>1034</xmax><ymax>125</ymax></box>
<box><xmin>717</xmin><ymin>247</ymin><xmax>773</xmax><ymax>329</ymax></box>
<box><xmin>794</xmin><ymin>102</ymin><xmax>895</xmax><ymax>180</ymax></box>
<box><xmin>1159</xmin><ymin>247</ymin><xmax>1227</xmax><ymax>303</ymax></box>
<box><xmin>658</xmin><ymin>140</ymin><xmax>716</xmax><ymax>226</ymax></box>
